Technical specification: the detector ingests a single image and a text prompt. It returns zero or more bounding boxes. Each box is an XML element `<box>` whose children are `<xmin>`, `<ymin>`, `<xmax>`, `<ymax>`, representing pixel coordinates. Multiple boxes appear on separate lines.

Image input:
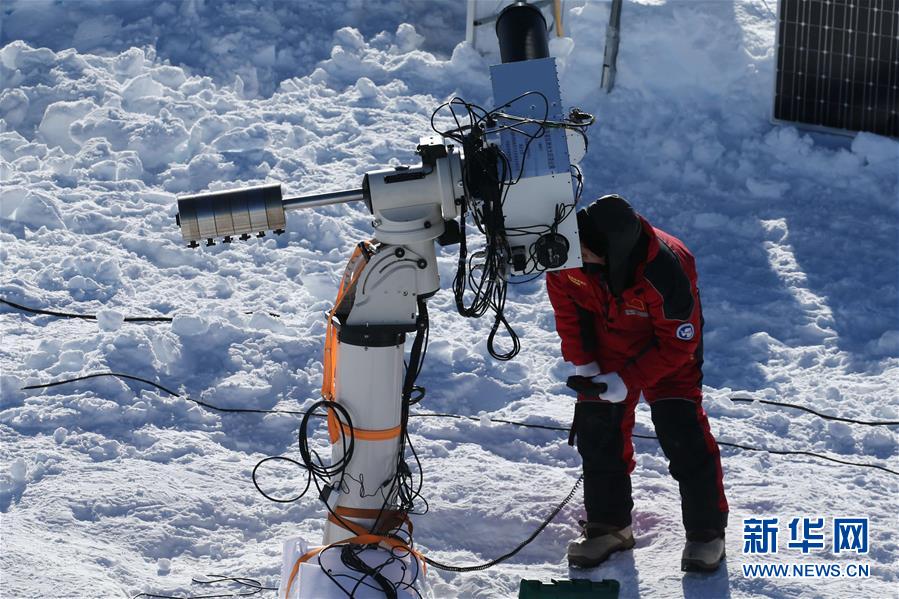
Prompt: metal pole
<box><xmin>601</xmin><ymin>0</ymin><xmax>623</xmax><ymax>93</ymax></box>
<box><xmin>282</xmin><ymin>188</ymin><xmax>365</xmax><ymax>211</ymax></box>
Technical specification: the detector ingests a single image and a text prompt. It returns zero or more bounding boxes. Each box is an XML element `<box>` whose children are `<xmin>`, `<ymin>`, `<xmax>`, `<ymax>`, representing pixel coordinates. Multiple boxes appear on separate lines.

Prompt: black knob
<box><xmin>274</xmin><ymin>229</ymin><xmax>285</xmax><ymax>235</ymax></box>
<box><xmin>206</xmin><ymin>238</ymin><xmax>215</xmax><ymax>247</ymax></box>
<box><xmin>239</xmin><ymin>234</ymin><xmax>251</xmax><ymax>241</ymax></box>
<box><xmin>188</xmin><ymin>241</ymin><xmax>199</xmax><ymax>248</ymax></box>
<box><xmin>222</xmin><ymin>236</ymin><xmax>233</xmax><ymax>244</ymax></box>
<box><xmin>257</xmin><ymin>231</ymin><xmax>266</xmax><ymax>238</ymax></box>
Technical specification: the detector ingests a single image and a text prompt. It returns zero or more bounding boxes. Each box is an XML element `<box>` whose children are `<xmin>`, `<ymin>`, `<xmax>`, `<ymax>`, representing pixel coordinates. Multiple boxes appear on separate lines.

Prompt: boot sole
<box><xmin>681</xmin><ymin>549</ymin><xmax>726</xmax><ymax>573</ymax></box>
<box><xmin>568</xmin><ymin>537</ymin><xmax>636</xmax><ymax>569</ymax></box>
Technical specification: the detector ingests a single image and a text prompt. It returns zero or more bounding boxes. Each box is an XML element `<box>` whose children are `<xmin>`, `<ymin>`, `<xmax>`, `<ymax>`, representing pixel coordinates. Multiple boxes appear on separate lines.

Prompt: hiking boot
<box><xmin>681</xmin><ymin>529</ymin><xmax>726</xmax><ymax>572</ymax></box>
<box><xmin>567</xmin><ymin>521</ymin><xmax>635</xmax><ymax>568</ymax></box>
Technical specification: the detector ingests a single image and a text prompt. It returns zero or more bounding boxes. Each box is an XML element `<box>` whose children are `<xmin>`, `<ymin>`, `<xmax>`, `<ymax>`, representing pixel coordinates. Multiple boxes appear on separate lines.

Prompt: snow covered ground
<box><xmin>1</xmin><ymin>1</ymin><xmax>897</xmax><ymax>598</ymax></box>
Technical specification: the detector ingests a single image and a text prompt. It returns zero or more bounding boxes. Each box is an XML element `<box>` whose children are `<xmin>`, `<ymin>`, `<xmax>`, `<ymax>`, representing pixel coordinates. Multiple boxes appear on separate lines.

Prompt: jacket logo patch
<box><xmin>567</xmin><ymin>274</ymin><xmax>587</xmax><ymax>287</ymax></box>
<box><xmin>676</xmin><ymin>323</ymin><xmax>695</xmax><ymax>340</ymax></box>
<box><xmin>625</xmin><ymin>298</ymin><xmax>646</xmax><ymax>312</ymax></box>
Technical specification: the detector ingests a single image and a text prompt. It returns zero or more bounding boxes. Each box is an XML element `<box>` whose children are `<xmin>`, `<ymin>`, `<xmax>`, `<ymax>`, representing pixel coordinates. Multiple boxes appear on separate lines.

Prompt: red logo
<box><xmin>626</xmin><ymin>298</ymin><xmax>646</xmax><ymax>312</ymax></box>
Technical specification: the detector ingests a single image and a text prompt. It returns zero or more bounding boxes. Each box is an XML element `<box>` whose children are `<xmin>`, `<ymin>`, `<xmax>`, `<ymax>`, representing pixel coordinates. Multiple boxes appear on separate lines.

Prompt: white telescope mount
<box><xmin>176</xmin><ymin>135</ymin><xmax>467</xmax><ymax>597</ymax></box>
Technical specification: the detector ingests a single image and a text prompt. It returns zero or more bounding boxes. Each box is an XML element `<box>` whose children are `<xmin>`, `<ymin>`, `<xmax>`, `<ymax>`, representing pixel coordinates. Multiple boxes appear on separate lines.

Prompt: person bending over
<box><xmin>546</xmin><ymin>194</ymin><xmax>728</xmax><ymax>572</ymax></box>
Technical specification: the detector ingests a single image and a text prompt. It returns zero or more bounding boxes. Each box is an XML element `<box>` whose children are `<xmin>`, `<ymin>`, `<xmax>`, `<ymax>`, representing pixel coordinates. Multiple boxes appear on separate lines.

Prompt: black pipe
<box><xmin>495</xmin><ymin>1</ymin><xmax>550</xmax><ymax>63</ymax></box>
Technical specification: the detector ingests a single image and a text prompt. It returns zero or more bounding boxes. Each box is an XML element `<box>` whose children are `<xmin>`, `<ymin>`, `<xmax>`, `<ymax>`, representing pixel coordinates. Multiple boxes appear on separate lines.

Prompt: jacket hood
<box><xmin>577</xmin><ymin>195</ymin><xmax>650</xmax><ymax>295</ymax></box>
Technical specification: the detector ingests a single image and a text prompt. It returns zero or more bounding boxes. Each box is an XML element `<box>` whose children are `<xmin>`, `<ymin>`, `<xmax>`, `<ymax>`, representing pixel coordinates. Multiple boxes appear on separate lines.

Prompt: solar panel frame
<box><xmin>772</xmin><ymin>0</ymin><xmax>899</xmax><ymax>139</ymax></box>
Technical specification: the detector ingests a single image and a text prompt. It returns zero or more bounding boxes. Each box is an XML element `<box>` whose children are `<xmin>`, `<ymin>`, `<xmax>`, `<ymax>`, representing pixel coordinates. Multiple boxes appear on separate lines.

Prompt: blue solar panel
<box><xmin>775</xmin><ymin>0</ymin><xmax>898</xmax><ymax>137</ymax></box>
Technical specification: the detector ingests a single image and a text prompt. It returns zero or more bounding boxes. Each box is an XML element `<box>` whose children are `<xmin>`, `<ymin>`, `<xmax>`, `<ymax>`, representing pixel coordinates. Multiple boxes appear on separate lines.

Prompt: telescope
<box><xmin>173</xmin><ymin>3</ymin><xmax>593</xmax><ymax>597</ymax></box>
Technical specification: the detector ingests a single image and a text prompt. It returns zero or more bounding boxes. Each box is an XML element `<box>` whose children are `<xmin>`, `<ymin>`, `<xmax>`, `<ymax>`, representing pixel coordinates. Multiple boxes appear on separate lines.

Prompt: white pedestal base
<box><xmin>278</xmin><ymin>535</ymin><xmax>427</xmax><ymax>599</ymax></box>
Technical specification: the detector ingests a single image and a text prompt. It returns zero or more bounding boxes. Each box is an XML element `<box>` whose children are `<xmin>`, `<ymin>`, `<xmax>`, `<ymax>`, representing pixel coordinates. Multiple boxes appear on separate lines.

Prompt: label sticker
<box><xmin>676</xmin><ymin>323</ymin><xmax>695</xmax><ymax>340</ymax></box>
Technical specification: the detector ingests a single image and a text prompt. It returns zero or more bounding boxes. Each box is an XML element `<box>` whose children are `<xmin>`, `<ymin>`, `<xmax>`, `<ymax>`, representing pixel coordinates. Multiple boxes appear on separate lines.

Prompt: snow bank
<box><xmin>0</xmin><ymin>0</ymin><xmax>467</xmax><ymax>97</ymax></box>
<box><xmin>1</xmin><ymin>1</ymin><xmax>897</xmax><ymax>598</ymax></box>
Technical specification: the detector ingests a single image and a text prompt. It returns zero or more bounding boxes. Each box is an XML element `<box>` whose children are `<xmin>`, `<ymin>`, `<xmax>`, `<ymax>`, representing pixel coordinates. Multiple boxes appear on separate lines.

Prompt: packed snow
<box><xmin>1</xmin><ymin>1</ymin><xmax>897</xmax><ymax>598</ymax></box>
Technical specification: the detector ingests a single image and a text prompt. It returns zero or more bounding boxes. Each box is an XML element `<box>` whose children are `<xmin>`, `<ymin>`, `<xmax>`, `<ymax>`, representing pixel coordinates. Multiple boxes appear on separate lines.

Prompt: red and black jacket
<box><xmin>546</xmin><ymin>216</ymin><xmax>704</xmax><ymax>402</ymax></box>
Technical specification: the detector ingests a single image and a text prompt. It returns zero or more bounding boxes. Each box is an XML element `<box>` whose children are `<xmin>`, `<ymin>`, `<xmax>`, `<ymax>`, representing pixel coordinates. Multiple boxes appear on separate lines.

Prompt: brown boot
<box><xmin>567</xmin><ymin>521</ymin><xmax>635</xmax><ymax>568</ymax></box>
<box><xmin>681</xmin><ymin>529</ymin><xmax>726</xmax><ymax>572</ymax></box>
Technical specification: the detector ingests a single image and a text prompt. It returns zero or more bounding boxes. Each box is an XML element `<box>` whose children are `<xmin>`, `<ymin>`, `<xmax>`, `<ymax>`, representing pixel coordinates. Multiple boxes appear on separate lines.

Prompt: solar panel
<box><xmin>774</xmin><ymin>0</ymin><xmax>899</xmax><ymax>138</ymax></box>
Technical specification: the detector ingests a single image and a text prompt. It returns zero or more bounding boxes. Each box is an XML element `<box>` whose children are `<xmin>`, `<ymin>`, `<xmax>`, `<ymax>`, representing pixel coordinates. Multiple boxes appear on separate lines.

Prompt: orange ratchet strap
<box><xmin>329</xmin><ymin>506</ymin><xmax>413</xmax><ymax>536</ymax></box>
<box><xmin>283</xmin><ymin>530</ymin><xmax>425</xmax><ymax>598</ymax></box>
<box><xmin>339</xmin><ymin>421</ymin><xmax>402</xmax><ymax>441</ymax></box>
<box><xmin>322</xmin><ymin>240</ymin><xmax>374</xmax><ymax>443</ymax></box>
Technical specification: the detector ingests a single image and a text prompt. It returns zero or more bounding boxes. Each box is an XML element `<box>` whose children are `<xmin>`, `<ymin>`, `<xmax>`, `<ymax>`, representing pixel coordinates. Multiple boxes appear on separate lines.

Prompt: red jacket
<box><xmin>546</xmin><ymin>217</ymin><xmax>704</xmax><ymax>401</ymax></box>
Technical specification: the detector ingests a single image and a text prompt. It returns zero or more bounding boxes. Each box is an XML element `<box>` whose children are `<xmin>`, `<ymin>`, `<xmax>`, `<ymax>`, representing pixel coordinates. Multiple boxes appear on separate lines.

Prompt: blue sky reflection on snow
<box><xmin>1</xmin><ymin>1</ymin><xmax>897</xmax><ymax>598</ymax></box>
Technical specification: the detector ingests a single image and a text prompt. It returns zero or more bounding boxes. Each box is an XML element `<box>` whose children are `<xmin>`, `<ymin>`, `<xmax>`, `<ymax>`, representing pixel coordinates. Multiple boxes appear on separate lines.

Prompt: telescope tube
<box><xmin>495</xmin><ymin>1</ymin><xmax>550</xmax><ymax>63</ymax></box>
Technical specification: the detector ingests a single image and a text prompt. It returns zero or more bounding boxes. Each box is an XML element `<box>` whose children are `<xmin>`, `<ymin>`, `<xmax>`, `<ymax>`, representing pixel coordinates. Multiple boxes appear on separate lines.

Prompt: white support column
<box><xmin>323</xmin><ymin>340</ymin><xmax>405</xmax><ymax>544</ymax></box>
<box><xmin>321</xmin><ymin>240</ymin><xmax>437</xmax><ymax>545</ymax></box>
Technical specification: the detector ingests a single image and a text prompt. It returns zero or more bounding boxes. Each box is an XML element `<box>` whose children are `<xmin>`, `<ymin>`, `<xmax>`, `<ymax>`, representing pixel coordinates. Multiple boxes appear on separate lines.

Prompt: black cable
<box><xmin>731</xmin><ymin>396</ymin><xmax>899</xmax><ymax>426</ymax></box>
<box><xmin>20</xmin><ymin>371</ymin><xmax>348</xmax><ymax>510</ymax></box>
<box><xmin>313</xmin><ymin>304</ymin><xmax>432</xmax><ymax>596</ymax></box>
<box><xmin>20</xmin><ymin>372</ymin><xmax>898</xmax><ymax>478</ymax></box>
<box><xmin>430</xmin><ymin>94</ymin><xmax>593</xmax><ymax>355</ymax></box>
<box><xmin>21</xmin><ymin>372</ymin><xmax>899</xmax><ymax>477</ymax></box>
<box><xmin>409</xmin><ymin>413</ymin><xmax>899</xmax><ymax>477</ymax></box>
<box><xmin>1</xmin><ymin>298</ymin><xmax>280</xmax><ymax>322</ymax></box>
<box><xmin>251</xmin><ymin>456</ymin><xmax>311</xmax><ymax>503</ymax></box>
<box><xmin>2</xmin><ymin>298</ymin><xmax>172</xmax><ymax>322</ymax></box>
<box><xmin>424</xmin><ymin>474</ymin><xmax>583</xmax><ymax>572</ymax></box>
<box><xmin>432</xmin><ymin>94</ymin><xmax>569</xmax><ymax>361</ymax></box>
<box><xmin>710</xmin><ymin>438</ymin><xmax>898</xmax><ymax>476</ymax></box>
<box><xmin>408</xmin><ymin>411</ymin><xmax>570</xmax><ymax>432</ymax></box>
<box><xmin>20</xmin><ymin>369</ymin><xmax>899</xmax><ymax>591</ymax></box>
<box><xmin>132</xmin><ymin>574</ymin><xmax>276</xmax><ymax>598</ymax></box>
<box><xmin>20</xmin><ymin>372</ymin><xmax>307</xmax><ymax>416</ymax></box>
<box><xmin>340</xmin><ymin>544</ymin><xmax>397</xmax><ymax>599</ymax></box>
<box><xmin>22</xmin><ymin>372</ymin><xmax>183</xmax><ymax>398</ymax></box>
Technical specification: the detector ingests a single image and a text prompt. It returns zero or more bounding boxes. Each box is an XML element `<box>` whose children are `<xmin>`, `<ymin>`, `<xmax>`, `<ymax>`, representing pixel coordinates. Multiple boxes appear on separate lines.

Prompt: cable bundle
<box><xmin>430</xmin><ymin>95</ymin><xmax>593</xmax><ymax>360</ymax></box>
<box><xmin>254</xmin><ymin>302</ymin><xmax>431</xmax><ymax>598</ymax></box>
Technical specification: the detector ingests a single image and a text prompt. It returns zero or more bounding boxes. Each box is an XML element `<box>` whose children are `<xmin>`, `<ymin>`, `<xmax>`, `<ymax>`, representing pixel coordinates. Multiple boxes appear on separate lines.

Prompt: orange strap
<box><xmin>334</xmin><ymin>505</ymin><xmax>409</xmax><ymax>521</ymax></box>
<box><xmin>284</xmin><ymin>545</ymin><xmax>326</xmax><ymax>598</ymax></box>
<box><xmin>322</xmin><ymin>241</ymin><xmax>374</xmax><ymax>443</ymax></box>
<box><xmin>284</xmin><ymin>532</ymin><xmax>425</xmax><ymax>599</ymax></box>
<box><xmin>326</xmin><ymin>509</ymin><xmax>423</xmax><ymax>568</ymax></box>
<box><xmin>284</xmin><ymin>533</ymin><xmax>395</xmax><ymax>599</ymax></box>
<box><xmin>338</xmin><ymin>421</ymin><xmax>402</xmax><ymax>441</ymax></box>
<box><xmin>329</xmin><ymin>507</ymin><xmax>412</xmax><ymax>537</ymax></box>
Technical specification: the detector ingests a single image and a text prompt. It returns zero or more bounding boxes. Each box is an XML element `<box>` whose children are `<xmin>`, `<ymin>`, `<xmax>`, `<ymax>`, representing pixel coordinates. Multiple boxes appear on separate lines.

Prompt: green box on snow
<box><xmin>518</xmin><ymin>578</ymin><xmax>620</xmax><ymax>598</ymax></box>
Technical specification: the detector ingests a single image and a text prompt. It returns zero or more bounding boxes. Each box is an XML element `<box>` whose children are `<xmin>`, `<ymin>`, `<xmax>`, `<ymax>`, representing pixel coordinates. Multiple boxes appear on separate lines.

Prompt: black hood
<box><xmin>577</xmin><ymin>195</ymin><xmax>647</xmax><ymax>295</ymax></box>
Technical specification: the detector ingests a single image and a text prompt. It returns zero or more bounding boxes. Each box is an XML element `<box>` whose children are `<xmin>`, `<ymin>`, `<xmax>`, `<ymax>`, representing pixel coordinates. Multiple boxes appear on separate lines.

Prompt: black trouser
<box><xmin>572</xmin><ymin>398</ymin><xmax>728</xmax><ymax>533</ymax></box>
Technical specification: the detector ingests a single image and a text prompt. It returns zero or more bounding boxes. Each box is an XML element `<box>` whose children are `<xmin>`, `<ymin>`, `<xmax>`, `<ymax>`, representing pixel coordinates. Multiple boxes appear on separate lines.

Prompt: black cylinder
<box><xmin>495</xmin><ymin>2</ymin><xmax>550</xmax><ymax>63</ymax></box>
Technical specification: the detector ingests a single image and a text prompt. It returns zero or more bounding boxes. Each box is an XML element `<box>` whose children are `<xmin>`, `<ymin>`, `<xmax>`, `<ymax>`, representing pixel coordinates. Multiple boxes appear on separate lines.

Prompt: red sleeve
<box><xmin>546</xmin><ymin>271</ymin><xmax>595</xmax><ymax>366</ymax></box>
<box><xmin>619</xmin><ymin>260</ymin><xmax>702</xmax><ymax>390</ymax></box>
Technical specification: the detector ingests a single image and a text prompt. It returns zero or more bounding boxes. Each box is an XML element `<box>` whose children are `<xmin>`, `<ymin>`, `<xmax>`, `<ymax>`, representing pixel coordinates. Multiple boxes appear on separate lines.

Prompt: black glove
<box><xmin>566</xmin><ymin>375</ymin><xmax>609</xmax><ymax>398</ymax></box>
